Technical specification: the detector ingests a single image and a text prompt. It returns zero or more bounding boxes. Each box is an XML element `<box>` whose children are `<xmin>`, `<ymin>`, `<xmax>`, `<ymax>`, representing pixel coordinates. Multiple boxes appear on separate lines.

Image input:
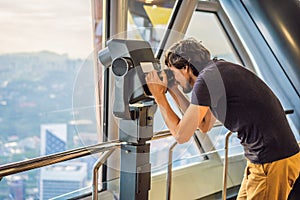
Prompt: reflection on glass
<box><xmin>185</xmin><ymin>10</ymin><xmax>244</xmax><ymax>158</ymax></box>
<box><xmin>0</xmin><ymin>0</ymin><xmax>94</xmax><ymax>199</ymax></box>
<box><xmin>128</xmin><ymin>1</ymin><xmax>175</xmax><ymax>50</ymax></box>
<box><xmin>150</xmin><ymin>136</ymin><xmax>204</xmax><ymax>174</ymax></box>
<box><xmin>186</xmin><ymin>11</ymin><xmax>241</xmax><ymax>63</ymax></box>
<box><xmin>127</xmin><ymin>0</ymin><xmax>203</xmax><ymax>175</ymax></box>
<box><xmin>126</xmin><ymin>3</ymin><xmax>242</xmax><ymax>175</ymax></box>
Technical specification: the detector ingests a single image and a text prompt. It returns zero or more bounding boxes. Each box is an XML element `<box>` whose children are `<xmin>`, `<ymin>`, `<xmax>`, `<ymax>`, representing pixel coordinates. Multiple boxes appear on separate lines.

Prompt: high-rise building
<box><xmin>40</xmin><ymin>162</ymin><xmax>87</xmax><ymax>200</ymax></box>
<box><xmin>40</xmin><ymin>124</ymin><xmax>67</xmax><ymax>156</ymax></box>
<box><xmin>40</xmin><ymin>124</ymin><xmax>68</xmax><ymax>199</ymax></box>
<box><xmin>7</xmin><ymin>175</ymin><xmax>26</xmax><ymax>200</ymax></box>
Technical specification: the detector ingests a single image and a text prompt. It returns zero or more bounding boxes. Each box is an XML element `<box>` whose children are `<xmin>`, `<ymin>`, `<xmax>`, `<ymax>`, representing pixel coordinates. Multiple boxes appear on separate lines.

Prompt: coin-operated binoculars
<box><xmin>98</xmin><ymin>39</ymin><xmax>165</xmax><ymax>200</ymax></box>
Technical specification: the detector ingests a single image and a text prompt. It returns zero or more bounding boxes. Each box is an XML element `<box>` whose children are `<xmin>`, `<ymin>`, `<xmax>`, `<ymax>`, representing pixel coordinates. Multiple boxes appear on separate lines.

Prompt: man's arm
<box><xmin>146</xmin><ymin>71</ymin><xmax>210</xmax><ymax>144</ymax></box>
<box><xmin>168</xmin><ymin>84</ymin><xmax>216</xmax><ymax>133</ymax></box>
<box><xmin>155</xmin><ymin>94</ymin><xmax>209</xmax><ymax>143</ymax></box>
<box><xmin>168</xmin><ymin>86</ymin><xmax>190</xmax><ymax>113</ymax></box>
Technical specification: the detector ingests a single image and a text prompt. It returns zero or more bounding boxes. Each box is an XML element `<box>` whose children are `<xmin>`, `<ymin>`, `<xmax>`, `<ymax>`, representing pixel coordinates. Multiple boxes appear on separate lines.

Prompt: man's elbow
<box><xmin>175</xmin><ymin>135</ymin><xmax>190</xmax><ymax>144</ymax></box>
<box><xmin>199</xmin><ymin>119</ymin><xmax>216</xmax><ymax>133</ymax></box>
<box><xmin>199</xmin><ymin>126</ymin><xmax>212</xmax><ymax>133</ymax></box>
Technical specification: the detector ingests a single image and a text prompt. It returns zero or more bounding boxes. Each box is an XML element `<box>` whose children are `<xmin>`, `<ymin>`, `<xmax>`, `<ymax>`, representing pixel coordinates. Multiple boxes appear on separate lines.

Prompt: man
<box><xmin>146</xmin><ymin>38</ymin><xmax>300</xmax><ymax>199</ymax></box>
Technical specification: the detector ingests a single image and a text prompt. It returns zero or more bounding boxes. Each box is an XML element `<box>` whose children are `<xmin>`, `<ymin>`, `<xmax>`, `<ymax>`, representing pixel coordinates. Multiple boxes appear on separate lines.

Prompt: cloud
<box><xmin>0</xmin><ymin>0</ymin><xmax>93</xmax><ymax>59</ymax></box>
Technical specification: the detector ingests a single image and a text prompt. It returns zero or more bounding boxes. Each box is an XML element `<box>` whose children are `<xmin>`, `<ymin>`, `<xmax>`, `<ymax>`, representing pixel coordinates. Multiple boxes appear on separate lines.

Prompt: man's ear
<box><xmin>183</xmin><ymin>65</ymin><xmax>189</xmax><ymax>72</ymax></box>
<box><xmin>185</xmin><ymin>65</ymin><xmax>194</xmax><ymax>76</ymax></box>
<box><xmin>181</xmin><ymin>65</ymin><xmax>191</xmax><ymax>77</ymax></box>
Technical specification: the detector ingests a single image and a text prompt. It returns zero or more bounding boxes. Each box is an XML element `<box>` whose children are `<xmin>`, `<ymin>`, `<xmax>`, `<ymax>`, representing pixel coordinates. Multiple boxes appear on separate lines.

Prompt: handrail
<box><xmin>92</xmin><ymin>149</ymin><xmax>116</xmax><ymax>200</ymax></box>
<box><xmin>153</xmin><ymin>131</ymin><xmax>172</xmax><ymax>139</ymax></box>
<box><xmin>166</xmin><ymin>142</ymin><xmax>177</xmax><ymax>200</ymax></box>
<box><xmin>164</xmin><ymin>131</ymin><xmax>235</xmax><ymax>200</ymax></box>
<box><xmin>152</xmin><ymin>120</ymin><xmax>223</xmax><ymax>140</ymax></box>
<box><xmin>0</xmin><ymin>130</ymin><xmax>174</xmax><ymax>181</ymax></box>
<box><xmin>0</xmin><ymin>140</ymin><xmax>124</xmax><ymax>179</ymax></box>
<box><xmin>222</xmin><ymin>131</ymin><xmax>233</xmax><ymax>200</ymax></box>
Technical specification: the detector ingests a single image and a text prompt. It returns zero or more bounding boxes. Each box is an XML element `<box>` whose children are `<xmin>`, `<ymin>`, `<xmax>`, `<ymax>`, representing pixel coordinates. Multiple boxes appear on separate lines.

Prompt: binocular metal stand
<box><xmin>119</xmin><ymin>103</ymin><xmax>157</xmax><ymax>200</ymax></box>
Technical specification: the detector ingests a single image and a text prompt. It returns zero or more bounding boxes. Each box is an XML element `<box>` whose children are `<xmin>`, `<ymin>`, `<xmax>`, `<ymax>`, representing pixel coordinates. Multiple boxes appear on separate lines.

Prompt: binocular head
<box><xmin>99</xmin><ymin>39</ymin><xmax>176</xmax><ymax>119</ymax></box>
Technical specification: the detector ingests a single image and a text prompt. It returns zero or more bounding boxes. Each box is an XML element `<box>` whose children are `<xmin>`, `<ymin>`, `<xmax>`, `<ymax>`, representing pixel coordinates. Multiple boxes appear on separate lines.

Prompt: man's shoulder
<box><xmin>201</xmin><ymin>60</ymin><xmax>256</xmax><ymax>79</ymax></box>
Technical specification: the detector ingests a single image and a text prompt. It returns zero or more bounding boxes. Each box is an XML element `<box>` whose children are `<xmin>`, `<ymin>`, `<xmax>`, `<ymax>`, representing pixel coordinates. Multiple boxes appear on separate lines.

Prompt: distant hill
<box><xmin>0</xmin><ymin>51</ymin><xmax>82</xmax><ymax>82</ymax></box>
<box><xmin>0</xmin><ymin>51</ymin><xmax>85</xmax><ymax>138</ymax></box>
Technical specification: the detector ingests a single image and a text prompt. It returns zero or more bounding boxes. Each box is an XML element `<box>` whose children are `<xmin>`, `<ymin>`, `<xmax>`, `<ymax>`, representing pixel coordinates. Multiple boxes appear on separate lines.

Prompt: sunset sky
<box><xmin>0</xmin><ymin>0</ymin><xmax>94</xmax><ymax>59</ymax></box>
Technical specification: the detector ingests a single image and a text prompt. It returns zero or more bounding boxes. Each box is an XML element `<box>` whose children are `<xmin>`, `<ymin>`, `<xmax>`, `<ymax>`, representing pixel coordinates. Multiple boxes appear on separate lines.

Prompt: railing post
<box><xmin>92</xmin><ymin>149</ymin><xmax>116</xmax><ymax>200</ymax></box>
<box><xmin>166</xmin><ymin>142</ymin><xmax>177</xmax><ymax>200</ymax></box>
<box><xmin>222</xmin><ymin>131</ymin><xmax>233</xmax><ymax>200</ymax></box>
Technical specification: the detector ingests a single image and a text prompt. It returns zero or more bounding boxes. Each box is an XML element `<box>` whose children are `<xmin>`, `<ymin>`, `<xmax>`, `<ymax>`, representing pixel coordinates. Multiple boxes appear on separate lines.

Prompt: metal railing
<box><xmin>0</xmin><ymin>140</ymin><xmax>123</xmax><ymax>180</ymax></box>
<box><xmin>222</xmin><ymin>131</ymin><xmax>233</xmax><ymax>200</ymax></box>
<box><xmin>165</xmin><ymin>131</ymin><xmax>233</xmax><ymax>200</ymax></box>
<box><xmin>0</xmin><ymin>131</ymin><xmax>174</xmax><ymax>200</ymax></box>
<box><xmin>0</xmin><ymin>127</ymin><xmax>238</xmax><ymax>200</ymax></box>
<box><xmin>92</xmin><ymin>149</ymin><xmax>116</xmax><ymax>200</ymax></box>
<box><xmin>166</xmin><ymin>142</ymin><xmax>178</xmax><ymax>200</ymax></box>
<box><xmin>0</xmin><ymin>131</ymin><xmax>173</xmax><ymax>180</ymax></box>
<box><xmin>4</xmin><ymin>126</ymin><xmax>284</xmax><ymax>200</ymax></box>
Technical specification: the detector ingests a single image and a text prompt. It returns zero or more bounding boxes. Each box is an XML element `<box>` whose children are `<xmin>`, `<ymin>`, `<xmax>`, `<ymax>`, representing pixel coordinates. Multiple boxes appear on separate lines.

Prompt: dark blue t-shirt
<box><xmin>191</xmin><ymin>60</ymin><xmax>299</xmax><ymax>164</ymax></box>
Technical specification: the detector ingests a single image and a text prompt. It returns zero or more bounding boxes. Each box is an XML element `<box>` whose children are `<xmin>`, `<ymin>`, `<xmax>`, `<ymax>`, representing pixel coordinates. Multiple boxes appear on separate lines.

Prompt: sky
<box><xmin>0</xmin><ymin>0</ymin><xmax>94</xmax><ymax>59</ymax></box>
<box><xmin>0</xmin><ymin>0</ymin><xmax>238</xmax><ymax>60</ymax></box>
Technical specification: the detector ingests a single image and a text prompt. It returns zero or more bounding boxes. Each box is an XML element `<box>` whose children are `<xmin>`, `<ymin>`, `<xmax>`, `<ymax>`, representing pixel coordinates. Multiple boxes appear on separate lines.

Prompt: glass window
<box><xmin>151</xmin><ymin>136</ymin><xmax>205</xmax><ymax>174</ymax></box>
<box><xmin>124</xmin><ymin>1</ymin><xmax>244</xmax><ymax>175</ymax></box>
<box><xmin>185</xmin><ymin>10</ymin><xmax>244</xmax><ymax>157</ymax></box>
<box><xmin>186</xmin><ymin>11</ymin><xmax>241</xmax><ymax>63</ymax></box>
<box><xmin>0</xmin><ymin>1</ymin><xmax>95</xmax><ymax>199</ymax></box>
<box><xmin>128</xmin><ymin>0</ymin><xmax>175</xmax><ymax>50</ymax></box>
<box><xmin>126</xmin><ymin>1</ymin><xmax>207</xmax><ymax>173</ymax></box>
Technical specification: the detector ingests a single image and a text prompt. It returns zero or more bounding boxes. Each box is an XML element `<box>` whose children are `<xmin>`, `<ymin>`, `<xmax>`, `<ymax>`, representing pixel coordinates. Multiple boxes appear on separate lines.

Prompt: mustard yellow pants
<box><xmin>237</xmin><ymin>152</ymin><xmax>300</xmax><ymax>200</ymax></box>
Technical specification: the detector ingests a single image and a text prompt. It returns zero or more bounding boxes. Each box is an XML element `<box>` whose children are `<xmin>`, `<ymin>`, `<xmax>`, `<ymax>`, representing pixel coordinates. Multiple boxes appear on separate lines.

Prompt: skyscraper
<box><xmin>40</xmin><ymin>162</ymin><xmax>87</xmax><ymax>200</ymax></box>
<box><xmin>40</xmin><ymin>124</ymin><xmax>67</xmax><ymax>156</ymax></box>
<box><xmin>40</xmin><ymin>124</ymin><xmax>69</xmax><ymax>199</ymax></box>
<box><xmin>7</xmin><ymin>175</ymin><xmax>26</xmax><ymax>200</ymax></box>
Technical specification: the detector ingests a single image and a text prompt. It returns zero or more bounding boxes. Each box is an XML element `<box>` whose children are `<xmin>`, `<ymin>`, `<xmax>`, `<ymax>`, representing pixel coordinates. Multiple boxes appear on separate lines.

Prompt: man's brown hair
<box><xmin>165</xmin><ymin>38</ymin><xmax>211</xmax><ymax>76</ymax></box>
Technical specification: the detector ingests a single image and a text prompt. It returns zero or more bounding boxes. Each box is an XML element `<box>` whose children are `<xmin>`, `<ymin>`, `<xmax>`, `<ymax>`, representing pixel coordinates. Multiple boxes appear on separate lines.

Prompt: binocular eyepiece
<box><xmin>157</xmin><ymin>69</ymin><xmax>175</xmax><ymax>88</ymax></box>
<box><xmin>111</xmin><ymin>57</ymin><xmax>175</xmax><ymax>89</ymax></box>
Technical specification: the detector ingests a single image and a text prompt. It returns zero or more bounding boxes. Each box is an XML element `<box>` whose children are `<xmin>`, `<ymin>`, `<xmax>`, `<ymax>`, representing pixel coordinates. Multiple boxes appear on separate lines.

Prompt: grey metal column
<box><xmin>119</xmin><ymin>105</ymin><xmax>156</xmax><ymax>200</ymax></box>
<box><xmin>120</xmin><ymin>143</ymin><xmax>151</xmax><ymax>200</ymax></box>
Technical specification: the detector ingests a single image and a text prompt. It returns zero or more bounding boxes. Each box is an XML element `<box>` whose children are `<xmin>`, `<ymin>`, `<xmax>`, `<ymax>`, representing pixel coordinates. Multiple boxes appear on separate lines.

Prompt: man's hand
<box><xmin>145</xmin><ymin>70</ymin><xmax>168</xmax><ymax>103</ymax></box>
